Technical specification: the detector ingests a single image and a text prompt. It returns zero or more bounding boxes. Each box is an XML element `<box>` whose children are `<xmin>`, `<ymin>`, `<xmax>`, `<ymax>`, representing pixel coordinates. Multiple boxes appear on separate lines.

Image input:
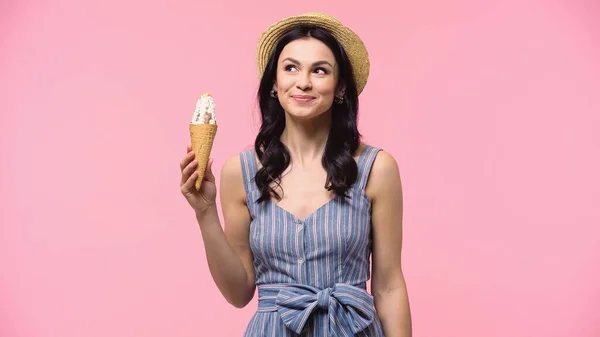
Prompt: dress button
<box><xmin>298</xmin><ymin>257</ymin><xmax>304</xmax><ymax>264</ymax></box>
<box><xmin>297</xmin><ymin>224</ymin><xmax>304</xmax><ymax>231</ymax></box>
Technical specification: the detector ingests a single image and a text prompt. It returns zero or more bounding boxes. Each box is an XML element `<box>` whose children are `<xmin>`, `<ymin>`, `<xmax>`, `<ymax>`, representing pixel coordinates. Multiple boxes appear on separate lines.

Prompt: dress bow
<box><xmin>274</xmin><ymin>283</ymin><xmax>375</xmax><ymax>336</ymax></box>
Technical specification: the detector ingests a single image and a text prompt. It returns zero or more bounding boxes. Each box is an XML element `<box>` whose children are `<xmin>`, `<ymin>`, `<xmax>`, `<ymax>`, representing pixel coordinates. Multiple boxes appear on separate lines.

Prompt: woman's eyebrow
<box><xmin>281</xmin><ymin>57</ymin><xmax>333</xmax><ymax>68</ymax></box>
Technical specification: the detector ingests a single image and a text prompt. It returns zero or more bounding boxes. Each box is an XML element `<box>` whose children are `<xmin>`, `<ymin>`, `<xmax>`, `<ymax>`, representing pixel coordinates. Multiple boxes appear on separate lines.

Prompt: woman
<box><xmin>180</xmin><ymin>12</ymin><xmax>412</xmax><ymax>337</ymax></box>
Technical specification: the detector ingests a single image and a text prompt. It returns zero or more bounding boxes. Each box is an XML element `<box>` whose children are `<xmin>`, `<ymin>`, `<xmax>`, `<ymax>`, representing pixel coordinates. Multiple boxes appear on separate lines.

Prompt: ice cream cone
<box><xmin>189</xmin><ymin>123</ymin><xmax>218</xmax><ymax>190</ymax></box>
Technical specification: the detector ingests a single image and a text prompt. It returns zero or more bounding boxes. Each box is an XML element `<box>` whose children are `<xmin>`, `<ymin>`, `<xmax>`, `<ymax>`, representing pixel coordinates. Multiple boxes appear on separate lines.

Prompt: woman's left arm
<box><xmin>367</xmin><ymin>151</ymin><xmax>412</xmax><ymax>337</ymax></box>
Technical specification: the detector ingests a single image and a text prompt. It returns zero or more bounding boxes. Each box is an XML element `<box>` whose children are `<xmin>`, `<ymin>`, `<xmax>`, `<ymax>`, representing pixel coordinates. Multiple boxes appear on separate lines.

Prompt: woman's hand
<box><xmin>180</xmin><ymin>144</ymin><xmax>217</xmax><ymax>215</ymax></box>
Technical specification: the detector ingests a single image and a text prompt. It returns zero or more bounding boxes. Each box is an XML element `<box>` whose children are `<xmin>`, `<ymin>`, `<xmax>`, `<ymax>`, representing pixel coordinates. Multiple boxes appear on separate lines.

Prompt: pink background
<box><xmin>1</xmin><ymin>0</ymin><xmax>599</xmax><ymax>336</ymax></box>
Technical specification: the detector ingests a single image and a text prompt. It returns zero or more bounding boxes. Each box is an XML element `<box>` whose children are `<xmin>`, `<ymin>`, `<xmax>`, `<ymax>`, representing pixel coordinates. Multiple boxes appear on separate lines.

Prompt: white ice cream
<box><xmin>191</xmin><ymin>93</ymin><xmax>216</xmax><ymax>125</ymax></box>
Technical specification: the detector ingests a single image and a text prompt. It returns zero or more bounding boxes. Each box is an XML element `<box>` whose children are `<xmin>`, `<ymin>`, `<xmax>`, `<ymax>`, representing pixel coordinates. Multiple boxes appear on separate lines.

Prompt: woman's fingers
<box><xmin>181</xmin><ymin>170</ymin><xmax>199</xmax><ymax>194</ymax></box>
<box><xmin>181</xmin><ymin>160</ymin><xmax>198</xmax><ymax>183</ymax></box>
<box><xmin>180</xmin><ymin>150</ymin><xmax>195</xmax><ymax>171</ymax></box>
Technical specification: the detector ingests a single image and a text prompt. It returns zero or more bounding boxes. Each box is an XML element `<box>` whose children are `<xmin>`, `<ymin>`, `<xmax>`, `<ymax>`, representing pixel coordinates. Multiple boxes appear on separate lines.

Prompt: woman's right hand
<box><xmin>180</xmin><ymin>144</ymin><xmax>217</xmax><ymax>216</ymax></box>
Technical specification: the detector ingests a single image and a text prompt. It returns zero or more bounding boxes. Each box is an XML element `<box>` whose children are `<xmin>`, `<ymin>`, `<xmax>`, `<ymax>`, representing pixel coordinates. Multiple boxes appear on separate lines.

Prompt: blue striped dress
<box><xmin>240</xmin><ymin>145</ymin><xmax>385</xmax><ymax>337</ymax></box>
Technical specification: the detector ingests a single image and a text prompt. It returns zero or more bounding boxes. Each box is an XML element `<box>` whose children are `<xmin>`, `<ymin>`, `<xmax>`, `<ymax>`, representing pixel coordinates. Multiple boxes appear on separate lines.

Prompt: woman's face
<box><xmin>274</xmin><ymin>36</ymin><xmax>343</xmax><ymax>120</ymax></box>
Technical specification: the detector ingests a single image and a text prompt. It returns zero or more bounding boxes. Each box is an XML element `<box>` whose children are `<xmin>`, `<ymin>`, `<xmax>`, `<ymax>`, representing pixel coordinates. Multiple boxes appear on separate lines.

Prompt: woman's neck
<box><xmin>280</xmin><ymin>111</ymin><xmax>331</xmax><ymax>168</ymax></box>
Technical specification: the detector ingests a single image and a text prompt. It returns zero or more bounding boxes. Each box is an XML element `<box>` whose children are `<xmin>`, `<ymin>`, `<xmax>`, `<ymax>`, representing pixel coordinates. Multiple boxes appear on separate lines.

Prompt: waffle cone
<box><xmin>189</xmin><ymin>123</ymin><xmax>218</xmax><ymax>190</ymax></box>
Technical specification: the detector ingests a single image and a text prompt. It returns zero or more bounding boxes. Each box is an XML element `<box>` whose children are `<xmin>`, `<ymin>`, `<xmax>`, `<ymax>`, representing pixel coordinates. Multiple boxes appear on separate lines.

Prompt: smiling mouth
<box><xmin>291</xmin><ymin>95</ymin><xmax>316</xmax><ymax>102</ymax></box>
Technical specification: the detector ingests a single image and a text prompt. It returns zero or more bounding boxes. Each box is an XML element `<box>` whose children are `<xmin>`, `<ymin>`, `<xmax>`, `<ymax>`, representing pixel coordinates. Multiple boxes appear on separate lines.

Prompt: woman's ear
<box><xmin>270</xmin><ymin>82</ymin><xmax>278</xmax><ymax>98</ymax></box>
<box><xmin>336</xmin><ymin>82</ymin><xmax>346</xmax><ymax>97</ymax></box>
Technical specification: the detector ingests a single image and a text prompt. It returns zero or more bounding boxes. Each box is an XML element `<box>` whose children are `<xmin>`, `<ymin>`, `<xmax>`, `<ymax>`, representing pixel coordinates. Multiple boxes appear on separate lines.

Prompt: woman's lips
<box><xmin>291</xmin><ymin>95</ymin><xmax>316</xmax><ymax>103</ymax></box>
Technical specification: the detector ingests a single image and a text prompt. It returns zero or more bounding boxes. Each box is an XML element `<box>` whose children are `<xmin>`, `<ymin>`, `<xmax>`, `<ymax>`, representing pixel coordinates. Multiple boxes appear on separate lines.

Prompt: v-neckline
<box><xmin>269</xmin><ymin>195</ymin><xmax>341</xmax><ymax>222</ymax></box>
<box><xmin>252</xmin><ymin>145</ymin><xmax>370</xmax><ymax>222</ymax></box>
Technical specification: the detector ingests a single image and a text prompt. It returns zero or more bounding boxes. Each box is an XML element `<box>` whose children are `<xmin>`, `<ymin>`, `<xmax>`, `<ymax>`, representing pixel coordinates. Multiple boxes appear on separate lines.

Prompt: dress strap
<box><xmin>239</xmin><ymin>149</ymin><xmax>258</xmax><ymax>194</ymax></box>
<box><xmin>355</xmin><ymin>145</ymin><xmax>381</xmax><ymax>190</ymax></box>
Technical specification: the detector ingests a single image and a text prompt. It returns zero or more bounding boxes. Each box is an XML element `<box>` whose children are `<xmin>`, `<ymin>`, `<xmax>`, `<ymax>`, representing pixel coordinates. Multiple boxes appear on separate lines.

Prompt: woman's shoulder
<box><xmin>358</xmin><ymin>143</ymin><xmax>402</xmax><ymax>199</ymax></box>
<box><xmin>221</xmin><ymin>147</ymin><xmax>261</xmax><ymax>182</ymax></box>
<box><xmin>221</xmin><ymin>153</ymin><xmax>243</xmax><ymax>182</ymax></box>
<box><xmin>356</xmin><ymin>142</ymin><xmax>395</xmax><ymax>160</ymax></box>
<box><xmin>220</xmin><ymin>152</ymin><xmax>252</xmax><ymax>200</ymax></box>
<box><xmin>356</xmin><ymin>142</ymin><xmax>400</xmax><ymax>178</ymax></box>
<box><xmin>222</xmin><ymin>146</ymin><xmax>256</xmax><ymax>169</ymax></box>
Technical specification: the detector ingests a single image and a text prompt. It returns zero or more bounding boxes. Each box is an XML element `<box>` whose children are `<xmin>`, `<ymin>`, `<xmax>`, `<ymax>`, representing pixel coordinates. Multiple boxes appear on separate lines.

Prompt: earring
<box><xmin>334</xmin><ymin>96</ymin><xmax>344</xmax><ymax>104</ymax></box>
<box><xmin>270</xmin><ymin>89</ymin><xmax>278</xmax><ymax>98</ymax></box>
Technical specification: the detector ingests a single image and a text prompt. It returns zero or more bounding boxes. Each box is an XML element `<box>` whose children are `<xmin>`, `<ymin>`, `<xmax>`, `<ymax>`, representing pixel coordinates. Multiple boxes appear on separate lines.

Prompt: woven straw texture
<box><xmin>256</xmin><ymin>12</ymin><xmax>370</xmax><ymax>95</ymax></box>
<box><xmin>189</xmin><ymin>123</ymin><xmax>218</xmax><ymax>190</ymax></box>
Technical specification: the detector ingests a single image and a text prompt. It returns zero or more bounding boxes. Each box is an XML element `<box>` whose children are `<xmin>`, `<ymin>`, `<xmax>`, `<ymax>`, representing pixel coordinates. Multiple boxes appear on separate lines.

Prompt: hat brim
<box><xmin>256</xmin><ymin>12</ymin><xmax>370</xmax><ymax>95</ymax></box>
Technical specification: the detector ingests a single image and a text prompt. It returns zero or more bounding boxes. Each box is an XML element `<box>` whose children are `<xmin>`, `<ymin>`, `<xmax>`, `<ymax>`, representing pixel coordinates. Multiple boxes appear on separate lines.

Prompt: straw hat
<box><xmin>256</xmin><ymin>12</ymin><xmax>370</xmax><ymax>95</ymax></box>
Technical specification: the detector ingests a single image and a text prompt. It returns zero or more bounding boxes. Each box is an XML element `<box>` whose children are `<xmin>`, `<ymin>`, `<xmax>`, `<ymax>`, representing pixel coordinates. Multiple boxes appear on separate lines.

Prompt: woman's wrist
<box><xmin>195</xmin><ymin>205</ymin><xmax>219</xmax><ymax>227</ymax></box>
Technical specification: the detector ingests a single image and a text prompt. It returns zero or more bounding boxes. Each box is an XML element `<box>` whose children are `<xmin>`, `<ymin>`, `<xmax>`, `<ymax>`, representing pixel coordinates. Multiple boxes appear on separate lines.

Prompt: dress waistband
<box><xmin>256</xmin><ymin>282</ymin><xmax>375</xmax><ymax>336</ymax></box>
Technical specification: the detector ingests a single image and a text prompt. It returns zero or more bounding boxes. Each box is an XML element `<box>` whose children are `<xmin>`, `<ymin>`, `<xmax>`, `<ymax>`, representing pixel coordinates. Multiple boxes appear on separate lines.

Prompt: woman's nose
<box><xmin>295</xmin><ymin>74</ymin><xmax>312</xmax><ymax>91</ymax></box>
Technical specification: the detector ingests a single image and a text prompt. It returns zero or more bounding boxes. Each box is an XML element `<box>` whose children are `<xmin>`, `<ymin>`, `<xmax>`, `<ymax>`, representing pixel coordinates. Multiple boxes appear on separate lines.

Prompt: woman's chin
<box><xmin>285</xmin><ymin>108</ymin><xmax>331</xmax><ymax>122</ymax></box>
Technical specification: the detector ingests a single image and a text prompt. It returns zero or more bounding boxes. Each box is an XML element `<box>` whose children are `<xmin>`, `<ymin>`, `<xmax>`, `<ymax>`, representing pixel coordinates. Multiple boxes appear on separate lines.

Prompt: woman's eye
<box><xmin>285</xmin><ymin>65</ymin><xmax>298</xmax><ymax>72</ymax></box>
<box><xmin>314</xmin><ymin>68</ymin><xmax>328</xmax><ymax>75</ymax></box>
